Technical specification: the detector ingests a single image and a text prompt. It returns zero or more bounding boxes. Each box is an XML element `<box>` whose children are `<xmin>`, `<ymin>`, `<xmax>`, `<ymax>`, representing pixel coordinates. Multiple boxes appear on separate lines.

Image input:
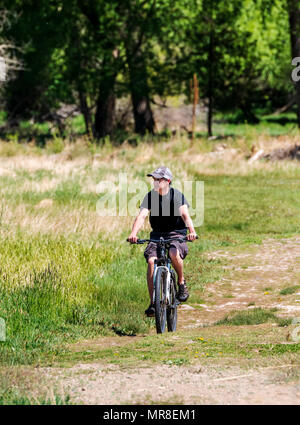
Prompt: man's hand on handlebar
<box><xmin>127</xmin><ymin>234</ymin><xmax>138</xmax><ymax>244</ymax></box>
<box><xmin>187</xmin><ymin>232</ymin><xmax>197</xmax><ymax>241</ymax></box>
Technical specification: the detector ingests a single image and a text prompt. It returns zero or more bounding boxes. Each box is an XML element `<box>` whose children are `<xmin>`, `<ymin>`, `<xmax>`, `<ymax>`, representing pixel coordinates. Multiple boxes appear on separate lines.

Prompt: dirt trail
<box><xmin>41</xmin><ymin>362</ymin><xmax>300</xmax><ymax>405</ymax></box>
<box><xmin>41</xmin><ymin>236</ymin><xmax>300</xmax><ymax>405</ymax></box>
<box><xmin>179</xmin><ymin>236</ymin><xmax>300</xmax><ymax>328</ymax></box>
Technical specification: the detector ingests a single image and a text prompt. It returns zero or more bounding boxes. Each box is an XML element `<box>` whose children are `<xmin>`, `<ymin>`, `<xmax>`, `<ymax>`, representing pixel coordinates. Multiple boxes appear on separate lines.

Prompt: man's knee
<box><xmin>169</xmin><ymin>247</ymin><xmax>180</xmax><ymax>260</ymax></box>
<box><xmin>147</xmin><ymin>257</ymin><xmax>157</xmax><ymax>266</ymax></box>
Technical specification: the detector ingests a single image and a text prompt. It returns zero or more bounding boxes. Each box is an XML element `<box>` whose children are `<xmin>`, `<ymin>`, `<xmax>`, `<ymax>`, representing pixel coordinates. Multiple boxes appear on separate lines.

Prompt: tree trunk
<box><xmin>78</xmin><ymin>90</ymin><xmax>92</xmax><ymax>136</ymax></box>
<box><xmin>94</xmin><ymin>73</ymin><xmax>116</xmax><ymax>139</ymax></box>
<box><xmin>191</xmin><ymin>73</ymin><xmax>199</xmax><ymax>144</ymax></box>
<box><xmin>131</xmin><ymin>93</ymin><xmax>155</xmax><ymax>135</ymax></box>
<box><xmin>126</xmin><ymin>49</ymin><xmax>155</xmax><ymax>135</ymax></box>
<box><xmin>76</xmin><ymin>2</ymin><xmax>117</xmax><ymax>139</ymax></box>
<box><xmin>272</xmin><ymin>95</ymin><xmax>296</xmax><ymax>115</ymax></box>
<box><xmin>288</xmin><ymin>0</ymin><xmax>300</xmax><ymax>127</ymax></box>
<box><xmin>207</xmin><ymin>28</ymin><xmax>214</xmax><ymax>137</ymax></box>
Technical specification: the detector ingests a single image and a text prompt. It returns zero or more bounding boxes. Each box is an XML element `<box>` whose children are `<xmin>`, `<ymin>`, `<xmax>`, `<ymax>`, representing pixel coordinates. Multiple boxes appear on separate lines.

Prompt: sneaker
<box><xmin>145</xmin><ymin>303</ymin><xmax>155</xmax><ymax>317</ymax></box>
<box><xmin>177</xmin><ymin>281</ymin><xmax>189</xmax><ymax>302</ymax></box>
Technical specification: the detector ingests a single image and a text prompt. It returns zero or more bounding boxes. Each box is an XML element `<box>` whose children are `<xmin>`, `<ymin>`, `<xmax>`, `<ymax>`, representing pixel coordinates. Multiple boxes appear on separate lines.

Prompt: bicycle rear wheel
<box><xmin>154</xmin><ymin>267</ymin><xmax>167</xmax><ymax>334</ymax></box>
<box><xmin>167</xmin><ymin>271</ymin><xmax>178</xmax><ymax>332</ymax></box>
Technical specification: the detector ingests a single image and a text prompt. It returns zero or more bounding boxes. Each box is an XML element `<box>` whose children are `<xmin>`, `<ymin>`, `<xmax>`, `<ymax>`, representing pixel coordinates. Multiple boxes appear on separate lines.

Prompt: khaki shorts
<box><xmin>144</xmin><ymin>232</ymin><xmax>188</xmax><ymax>263</ymax></box>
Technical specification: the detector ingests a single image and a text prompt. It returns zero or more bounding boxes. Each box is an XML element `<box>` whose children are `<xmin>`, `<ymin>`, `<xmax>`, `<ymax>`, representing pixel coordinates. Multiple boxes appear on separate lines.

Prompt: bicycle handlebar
<box><xmin>126</xmin><ymin>235</ymin><xmax>198</xmax><ymax>244</ymax></box>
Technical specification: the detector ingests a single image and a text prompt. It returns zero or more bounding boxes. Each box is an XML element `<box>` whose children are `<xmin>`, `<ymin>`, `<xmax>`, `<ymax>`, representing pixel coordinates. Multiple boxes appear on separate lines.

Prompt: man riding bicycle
<box><xmin>128</xmin><ymin>166</ymin><xmax>197</xmax><ymax>317</ymax></box>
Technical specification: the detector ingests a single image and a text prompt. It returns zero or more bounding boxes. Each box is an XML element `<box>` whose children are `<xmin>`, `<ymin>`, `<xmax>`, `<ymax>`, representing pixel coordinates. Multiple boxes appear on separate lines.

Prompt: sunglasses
<box><xmin>153</xmin><ymin>177</ymin><xmax>168</xmax><ymax>182</ymax></box>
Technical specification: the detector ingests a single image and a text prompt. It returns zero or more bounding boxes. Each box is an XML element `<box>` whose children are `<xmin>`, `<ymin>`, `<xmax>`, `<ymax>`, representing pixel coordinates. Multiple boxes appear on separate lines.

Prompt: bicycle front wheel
<box><xmin>154</xmin><ymin>267</ymin><xmax>167</xmax><ymax>334</ymax></box>
<box><xmin>167</xmin><ymin>270</ymin><xmax>178</xmax><ymax>332</ymax></box>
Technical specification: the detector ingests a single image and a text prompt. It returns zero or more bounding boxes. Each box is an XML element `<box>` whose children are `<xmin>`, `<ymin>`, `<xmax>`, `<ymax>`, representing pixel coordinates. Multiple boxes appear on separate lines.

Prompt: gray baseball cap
<box><xmin>147</xmin><ymin>166</ymin><xmax>173</xmax><ymax>181</ymax></box>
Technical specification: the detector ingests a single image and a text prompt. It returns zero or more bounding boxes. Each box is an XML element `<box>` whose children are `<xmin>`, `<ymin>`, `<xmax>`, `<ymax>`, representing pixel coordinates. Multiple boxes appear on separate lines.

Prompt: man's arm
<box><xmin>179</xmin><ymin>204</ymin><xmax>197</xmax><ymax>241</ymax></box>
<box><xmin>128</xmin><ymin>208</ymin><xmax>149</xmax><ymax>243</ymax></box>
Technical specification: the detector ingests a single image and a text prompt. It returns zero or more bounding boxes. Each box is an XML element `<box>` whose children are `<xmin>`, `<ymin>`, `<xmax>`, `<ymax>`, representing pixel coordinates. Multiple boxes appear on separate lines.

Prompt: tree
<box><xmin>0</xmin><ymin>0</ymin><xmax>294</xmax><ymax>139</ymax></box>
<box><xmin>121</xmin><ymin>1</ymin><xmax>156</xmax><ymax>135</ymax></box>
<box><xmin>76</xmin><ymin>0</ymin><xmax>121</xmax><ymax>138</ymax></box>
<box><xmin>0</xmin><ymin>10</ymin><xmax>23</xmax><ymax>82</ymax></box>
<box><xmin>185</xmin><ymin>0</ymin><xmax>264</xmax><ymax>135</ymax></box>
<box><xmin>76</xmin><ymin>0</ymin><xmax>158</xmax><ymax>137</ymax></box>
<box><xmin>1</xmin><ymin>0</ymin><xmax>73</xmax><ymax>122</ymax></box>
<box><xmin>287</xmin><ymin>0</ymin><xmax>300</xmax><ymax>127</ymax></box>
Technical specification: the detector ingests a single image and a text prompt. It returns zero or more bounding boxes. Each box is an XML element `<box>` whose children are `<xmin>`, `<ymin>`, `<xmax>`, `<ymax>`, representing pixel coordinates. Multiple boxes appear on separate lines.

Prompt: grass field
<box><xmin>0</xmin><ymin>130</ymin><xmax>299</xmax><ymax>377</ymax></box>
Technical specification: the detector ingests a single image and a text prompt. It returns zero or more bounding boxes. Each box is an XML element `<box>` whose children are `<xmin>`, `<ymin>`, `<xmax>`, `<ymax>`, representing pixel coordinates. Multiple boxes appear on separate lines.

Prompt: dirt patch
<box><xmin>180</xmin><ymin>236</ymin><xmax>300</xmax><ymax>327</ymax></box>
<box><xmin>39</xmin><ymin>362</ymin><xmax>300</xmax><ymax>405</ymax></box>
<box><xmin>68</xmin><ymin>335</ymin><xmax>141</xmax><ymax>353</ymax></box>
<box><xmin>263</xmin><ymin>144</ymin><xmax>300</xmax><ymax>161</ymax></box>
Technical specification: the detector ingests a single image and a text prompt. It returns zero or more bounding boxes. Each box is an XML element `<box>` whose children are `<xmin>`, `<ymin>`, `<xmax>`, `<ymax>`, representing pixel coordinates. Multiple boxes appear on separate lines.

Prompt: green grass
<box><xmin>69</xmin><ymin>114</ymin><xmax>86</xmax><ymax>135</ymax></box>
<box><xmin>0</xmin><ymin>233</ymin><xmax>155</xmax><ymax>365</ymax></box>
<box><xmin>0</xmin><ymin>132</ymin><xmax>299</xmax><ymax>366</ymax></box>
<box><xmin>0</xmin><ymin>228</ymin><xmax>224</xmax><ymax>365</ymax></box>
<box><xmin>45</xmin><ymin>137</ymin><xmax>65</xmax><ymax>154</ymax></box>
<box><xmin>49</xmin><ymin>326</ymin><xmax>300</xmax><ymax>368</ymax></box>
<box><xmin>213</xmin><ymin>110</ymin><xmax>299</xmax><ymax>137</ymax></box>
<box><xmin>0</xmin><ymin>389</ymin><xmax>73</xmax><ymax>405</ymax></box>
<box><xmin>1</xmin><ymin>108</ymin><xmax>299</xmax><ymax>142</ymax></box>
<box><xmin>280</xmin><ymin>285</ymin><xmax>300</xmax><ymax>295</ymax></box>
<box><xmin>215</xmin><ymin>308</ymin><xmax>292</xmax><ymax>327</ymax></box>
<box><xmin>196</xmin><ymin>173</ymin><xmax>300</xmax><ymax>242</ymax></box>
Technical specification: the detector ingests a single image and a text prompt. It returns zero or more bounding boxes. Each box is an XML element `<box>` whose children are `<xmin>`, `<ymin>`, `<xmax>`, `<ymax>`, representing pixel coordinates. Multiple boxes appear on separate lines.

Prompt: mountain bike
<box><xmin>127</xmin><ymin>235</ymin><xmax>198</xmax><ymax>334</ymax></box>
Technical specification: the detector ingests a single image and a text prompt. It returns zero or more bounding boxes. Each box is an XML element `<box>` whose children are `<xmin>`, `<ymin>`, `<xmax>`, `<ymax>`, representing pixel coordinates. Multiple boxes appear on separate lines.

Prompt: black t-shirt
<box><xmin>140</xmin><ymin>187</ymin><xmax>190</xmax><ymax>234</ymax></box>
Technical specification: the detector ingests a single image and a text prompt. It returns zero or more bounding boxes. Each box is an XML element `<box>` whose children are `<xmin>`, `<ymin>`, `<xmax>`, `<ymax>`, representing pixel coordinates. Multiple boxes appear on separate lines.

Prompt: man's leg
<box><xmin>169</xmin><ymin>247</ymin><xmax>184</xmax><ymax>284</ymax></box>
<box><xmin>169</xmin><ymin>247</ymin><xmax>189</xmax><ymax>301</ymax></box>
<box><xmin>147</xmin><ymin>256</ymin><xmax>157</xmax><ymax>302</ymax></box>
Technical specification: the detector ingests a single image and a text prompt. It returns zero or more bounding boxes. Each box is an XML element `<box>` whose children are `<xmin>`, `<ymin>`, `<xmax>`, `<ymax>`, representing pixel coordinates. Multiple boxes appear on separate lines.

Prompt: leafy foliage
<box><xmin>0</xmin><ymin>0</ymin><xmax>295</xmax><ymax>135</ymax></box>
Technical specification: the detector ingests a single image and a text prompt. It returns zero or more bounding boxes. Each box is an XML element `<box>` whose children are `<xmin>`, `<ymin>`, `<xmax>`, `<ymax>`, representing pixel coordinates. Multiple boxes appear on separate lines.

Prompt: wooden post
<box><xmin>189</xmin><ymin>78</ymin><xmax>193</xmax><ymax>103</ymax></box>
<box><xmin>191</xmin><ymin>73</ymin><xmax>199</xmax><ymax>145</ymax></box>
